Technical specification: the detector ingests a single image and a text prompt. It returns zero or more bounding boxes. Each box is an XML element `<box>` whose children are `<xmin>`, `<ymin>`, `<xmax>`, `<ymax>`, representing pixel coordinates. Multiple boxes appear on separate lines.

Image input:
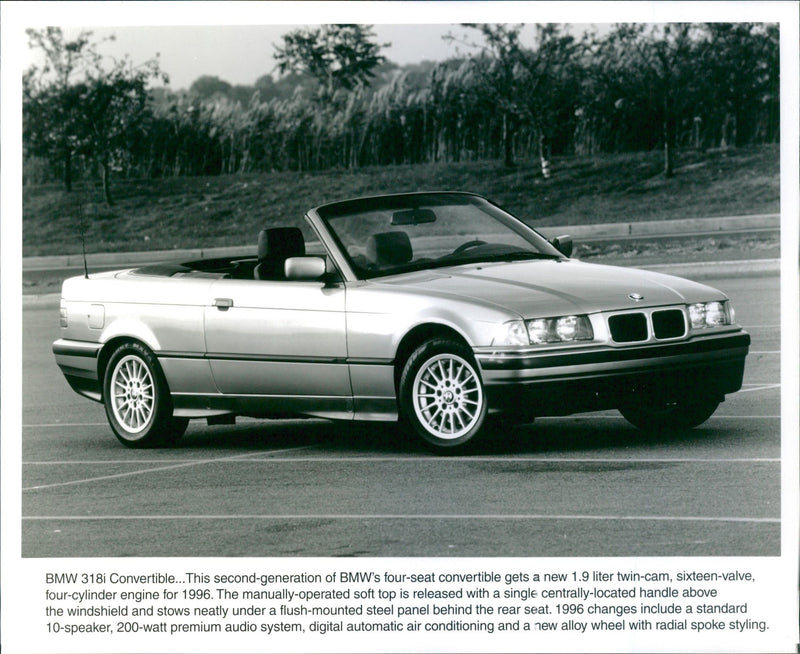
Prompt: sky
<box><xmin>26</xmin><ymin>23</ymin><xmax>556</xmax><ymax>91</ymax></box>
<box><xmin>16</xmin><ymin>0</ymin><xmax>784</xmax><ymax>94</ymax></box>
<box><xmin>46</xmin><ymin>24</ymin><xmax>518</xmax><ymax>91</ymax></box>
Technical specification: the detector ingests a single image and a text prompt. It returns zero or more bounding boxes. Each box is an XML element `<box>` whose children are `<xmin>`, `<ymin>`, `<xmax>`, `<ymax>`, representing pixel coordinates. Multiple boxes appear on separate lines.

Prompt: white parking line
<box><xmin>23</xmin><ymin>514</ymin><xmax>779</xmax><ymax>524</ymax></box>
<box><xmin>24</xmin><ymin>422</ymin><xmax>108</xmax><ymax>428</ymax></box>
<box><xmin>22</xmin><ymin>456</ymin><xmax>780</xmax><ymax>465</ymax></box>
<box><xmin>22</xmin><ymin>414</ymin><xmax>781</xmax><ymax>429</ymax></box>
<box><xmin>737</xmin><ymin>384</ymin><xmax>781</xmax><ymax>393</ymax></box>
<box><xmin>534</xmin><ymin>415</ymin><xmax>780</xmax><ymax>420</ymax></box>
<box><xmin>21</xmin><ymin>445</ymin><xmax>316</xmax><ymax>492</ymax></box>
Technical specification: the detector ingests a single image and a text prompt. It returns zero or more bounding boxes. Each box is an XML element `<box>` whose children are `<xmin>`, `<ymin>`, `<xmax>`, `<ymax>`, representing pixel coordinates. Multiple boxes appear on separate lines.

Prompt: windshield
<box><xmin>315</xmin><ymin>193</ymin><xmax>562</xmax><ymax>280</ymax></box>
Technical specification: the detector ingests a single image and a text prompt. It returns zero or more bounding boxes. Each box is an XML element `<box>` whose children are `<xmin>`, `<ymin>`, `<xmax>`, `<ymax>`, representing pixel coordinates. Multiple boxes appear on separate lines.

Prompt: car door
<box><xmin>203</xmin><ymin>276</ymin><xmax>351</xmax><ymax>418</ymax></box>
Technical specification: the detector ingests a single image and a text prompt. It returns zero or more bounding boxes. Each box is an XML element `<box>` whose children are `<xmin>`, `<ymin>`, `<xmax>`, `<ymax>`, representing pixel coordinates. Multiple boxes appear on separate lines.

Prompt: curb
<box><xmin>24</xmin><ymin>293</ymin><xmax>63</xmax><ymax>307</ymax></box>
<box><xmin>640</xmin><ymin>258</ymin><xmax>780</xmax><ymax>279</ymax></box>
<box><xmin>24</xmin><ymin>258</ymin><xmax>780</xmax><ymax>308</ymax></box>
<box><xmin>535</xmin><ymin>213</ymin><xmax>779</xmax><ymax>240</ymax></box>
<box><xmin>23</xmin><ymin>213</ymin><xmax>780</xmax><ymax>272</ymax></box>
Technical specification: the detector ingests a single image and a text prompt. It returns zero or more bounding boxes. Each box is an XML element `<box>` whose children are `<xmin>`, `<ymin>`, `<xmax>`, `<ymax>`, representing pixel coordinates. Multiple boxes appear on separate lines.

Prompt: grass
<box><xmin>22</xmin><ymin>145</ymin><xmax>779</xmax><ymax>257</ymax></box>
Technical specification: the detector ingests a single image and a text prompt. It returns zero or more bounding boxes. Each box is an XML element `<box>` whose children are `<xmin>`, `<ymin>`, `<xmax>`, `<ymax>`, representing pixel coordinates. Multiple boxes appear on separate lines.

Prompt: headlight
<box><xmin>705</xmin><ymin>301</ymin><xmax>726</xmax><ymax>326</ymax></box>
<box><xmin>502</xmin><ymin>321</ymin><xmax>530</xmax><ymax>346</ymax></box>
<box><xmin>527</xmin><ymin>319</ymin><xmax>549</xmax><ymax>344</ymax></box>
<box><xmin>689</xmin><ymin>301</ymin><xmax>733</xmax><ymax>330</ymax></box>
<box><xmin>498</xmin><ymin>316</ymin><xmax>593</xmax><ymax>346</ymax></box>
<box><xmin>527</xmin><ymin>315</ymin><xmax>593</xmax><ymax>344</ymax></box>
<box><xmin>556</xmin><ymin>316</ymin><xmax>579</xmax><ymax>340</ymax></box>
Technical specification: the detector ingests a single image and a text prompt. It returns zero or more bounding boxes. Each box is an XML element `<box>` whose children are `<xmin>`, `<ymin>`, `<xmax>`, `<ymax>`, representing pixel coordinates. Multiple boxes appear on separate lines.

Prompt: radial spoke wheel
<box><xmin>111</xmin><ymin>355</ymin><xmax>156</xmax><ymax>434</ymax></box>
<box><xmin>400</xmin><ymin>338</ymin><xmax>487</xmax><ymax>450</ymax></box>
<box><xmin>413</xmin><ymin>354</ymin><xmax>483</xmax><ymax>438</ymax></box>
<box><xmin>103</xmin><ymin>342</ymin><xmax>188</xmax><ymax>447</ymax></box>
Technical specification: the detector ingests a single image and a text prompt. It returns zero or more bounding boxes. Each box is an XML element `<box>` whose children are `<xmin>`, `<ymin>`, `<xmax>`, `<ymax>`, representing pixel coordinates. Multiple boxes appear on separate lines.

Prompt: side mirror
<box><xmin>285</xmin><ymin>256</ymin><xmax>327</xmax><ymax>281</ymax></box>
<box><xmin>551</xmin><ymin>235</ymin><xmax>573</xmax><ymax>258</ymax></box>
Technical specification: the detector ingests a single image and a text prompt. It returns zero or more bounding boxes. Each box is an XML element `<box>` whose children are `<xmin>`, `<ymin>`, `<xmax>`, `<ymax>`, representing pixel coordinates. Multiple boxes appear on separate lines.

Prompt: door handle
<box><xmin>214</xmin><ymin>298</ymin><xmax>234</xmax><ymax>311</ymax></box>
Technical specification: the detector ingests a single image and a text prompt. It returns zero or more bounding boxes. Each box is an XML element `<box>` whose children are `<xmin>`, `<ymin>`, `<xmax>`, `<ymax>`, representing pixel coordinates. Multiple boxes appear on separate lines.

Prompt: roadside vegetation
<box><xmin>23</xmin><ymin>144</ymin><xmax>778</xmax><ymax>257</ymax></box>
<box><xmin>23</xmin><ymin>23</ymin><xmax>779</xmax><ymax>257</ymax></box>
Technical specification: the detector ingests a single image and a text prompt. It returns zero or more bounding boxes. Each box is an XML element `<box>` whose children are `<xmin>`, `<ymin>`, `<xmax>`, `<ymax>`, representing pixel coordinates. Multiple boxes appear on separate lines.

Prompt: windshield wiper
<box><xmin>451</xmin><ymin>251</ymin><xmax>562</xmax><ymax>265</ymax></box>
<box><xmin>489</xmin><ymin>251</ymin><xmax>561</xmax><ymax>261</ymax></box>
<box><xmin>363</xmin><ymin>251</ymin><xmax>562</xmax><ymax>279</ymax></box>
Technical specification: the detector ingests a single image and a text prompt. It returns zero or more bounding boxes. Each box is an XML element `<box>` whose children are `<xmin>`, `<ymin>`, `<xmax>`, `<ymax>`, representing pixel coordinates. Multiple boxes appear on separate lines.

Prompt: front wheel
<box><xmin>399</xmin><ymin>338</ymin><xmax>487</xmax><ymax>451</ymax></box>
<box><xmin>618</xmin><ymin>395</ymin><xmax>720</xmax><ymax>431</ymax></box>
<box><xmin>103</xmin><ymin>342</ymin><xmax>188</xmax><ymax>448</ymax></box>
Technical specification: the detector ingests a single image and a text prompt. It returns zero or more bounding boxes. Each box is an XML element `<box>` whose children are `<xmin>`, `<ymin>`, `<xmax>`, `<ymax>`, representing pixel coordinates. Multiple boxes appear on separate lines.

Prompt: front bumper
<box><xmin>475</xmin><ymin>331</ymin><xmax>749</xmax><ymax>416</ymax></box>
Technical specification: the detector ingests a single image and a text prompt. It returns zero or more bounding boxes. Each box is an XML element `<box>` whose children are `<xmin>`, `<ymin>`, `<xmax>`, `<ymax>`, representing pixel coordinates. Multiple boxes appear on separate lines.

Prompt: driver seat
<box><xmin>254</xmin><ymin>227</ymin><xmax>305</xmax><ymax>280</ymax></box>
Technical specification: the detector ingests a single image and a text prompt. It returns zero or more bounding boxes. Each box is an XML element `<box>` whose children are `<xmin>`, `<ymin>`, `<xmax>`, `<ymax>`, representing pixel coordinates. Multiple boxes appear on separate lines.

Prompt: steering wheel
<box><xmin>452</xmin><ymin>239</ymin><xmax>487</xmax><ymax>255</ymax></box>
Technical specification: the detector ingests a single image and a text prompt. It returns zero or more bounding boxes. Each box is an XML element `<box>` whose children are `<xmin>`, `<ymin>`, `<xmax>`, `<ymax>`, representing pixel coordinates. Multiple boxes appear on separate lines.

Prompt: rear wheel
<box><xmin>399</xmin><ymin>338</ymin><xmax>487</xmax><ymax>451</ymax></box>
<box><xmin>619</xmin><ymin>395</ymin><xmax>720</xmax><ymax>431</ymax></box>
<box><xmin>103</xmin><ymin>342</ymin><xmax>188</xmax><ymax>448</ymax></box>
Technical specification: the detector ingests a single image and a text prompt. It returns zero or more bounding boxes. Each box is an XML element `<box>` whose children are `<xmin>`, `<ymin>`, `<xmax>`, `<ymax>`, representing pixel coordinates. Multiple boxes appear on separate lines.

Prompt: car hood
<box><xmin>373</xmin><ymin>259</ymin><xmax>727</xmax><ymax>318</ymax></box>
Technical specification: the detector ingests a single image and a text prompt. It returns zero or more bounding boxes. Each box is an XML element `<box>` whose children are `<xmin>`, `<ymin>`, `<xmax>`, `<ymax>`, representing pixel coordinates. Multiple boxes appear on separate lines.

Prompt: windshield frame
<box><xmin>308</xmin><ymin>192</ymin><xmax>563</xmax><ymax>282</ymax></box>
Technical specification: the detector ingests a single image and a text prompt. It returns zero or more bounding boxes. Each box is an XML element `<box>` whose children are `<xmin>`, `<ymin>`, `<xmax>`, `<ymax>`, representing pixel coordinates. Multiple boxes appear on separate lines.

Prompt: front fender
<box><xmin>346</xmin><ymin>285</ymin><xmax>519</xmax><ymax>361</ymax></box>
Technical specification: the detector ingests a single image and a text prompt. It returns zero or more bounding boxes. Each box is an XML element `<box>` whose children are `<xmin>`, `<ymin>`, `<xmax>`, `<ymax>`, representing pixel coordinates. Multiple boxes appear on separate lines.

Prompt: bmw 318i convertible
<box><xmin>53</xmin><ymin>192</ymin><xmax>749</xmax><ymax>451</ymax></box>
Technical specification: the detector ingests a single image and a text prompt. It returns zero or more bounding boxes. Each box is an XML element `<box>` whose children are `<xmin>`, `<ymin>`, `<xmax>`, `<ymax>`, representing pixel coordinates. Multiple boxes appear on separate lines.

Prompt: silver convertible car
<box><xmin>54</xmin><ymin>192</ymin><xmax>749</xmax><ymax>451</ymax></box>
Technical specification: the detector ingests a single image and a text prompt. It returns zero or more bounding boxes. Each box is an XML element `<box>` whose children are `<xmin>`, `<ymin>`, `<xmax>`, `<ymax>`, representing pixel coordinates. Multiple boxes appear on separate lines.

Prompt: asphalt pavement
<box><xmin>20</xmin><ymin>274</ymin><xmax>781</xmax><ymax>557</ymax></box>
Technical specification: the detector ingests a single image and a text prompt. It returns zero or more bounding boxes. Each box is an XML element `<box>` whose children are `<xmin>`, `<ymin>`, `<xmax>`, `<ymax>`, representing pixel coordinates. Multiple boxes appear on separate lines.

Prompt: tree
<box><xmin>698</xmin><ymin>23</ymin><xmax>779</xmax><ymax>147</ymax></box>
<box><xmin>591</xmin><ymin>24</ymin><xmax>701</xmax><ymax>177</ymax></box>
<box><xmin>447</xmin><ymin>24</ymin><xmax>582</xmax><ymax>172</ymax></box>
<box><xmin>449</xmin><ymin>24</ymin><xmax>526</xmax><ymax>168</ymax></box>
<box><xmin>189</xmin><ymin>75</ymin><xmax>233</xmax><ymax>100</ymax></box>
<box><xmin>514</xmin><ymin>24</ymin><xmax>583</xmax><ymax>173</ymax></box>
<box><xmin>274</xmin><ymin>24</ymin><xmax>388</xmax><ymax>100</ymax></box>
<box><xmin>24</xmin><ymin>27</ymin><xmax>165</xmax><ymax>203</ymax></box>
<box><xmin>80</xmin><ymin>57</ymin><xmax>166</xmax><ymax>204</ymax></box>
<box><xmin>23</xmin><ymin>28</ymin><xmax>104</xmax><ymax>191</ymax></box>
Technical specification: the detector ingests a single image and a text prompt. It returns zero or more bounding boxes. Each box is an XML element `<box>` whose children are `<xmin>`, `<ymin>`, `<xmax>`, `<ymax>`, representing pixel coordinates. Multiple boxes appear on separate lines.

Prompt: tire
<box><xmin>618</xmin><ymin>395</ymin><xmax>720</xmax><ymax>432</ymax></box>
<box><xmin>103</xmin><ymin>342</ymin><xmax>188</xmax><ymax>448</ymax></box>
<box><xmin>399</xmin><ymin>338</ymin><xmax>487</xmax><ymax>451</ymax></box>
